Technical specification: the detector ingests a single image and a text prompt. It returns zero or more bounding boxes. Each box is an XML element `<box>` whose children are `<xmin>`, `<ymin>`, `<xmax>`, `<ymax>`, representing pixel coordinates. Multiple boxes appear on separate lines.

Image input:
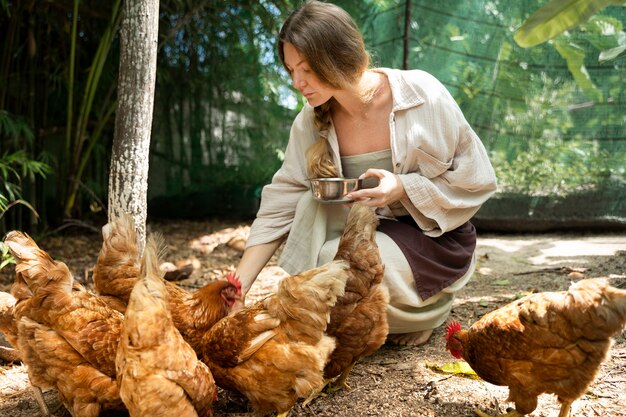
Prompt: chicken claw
<box><xmin>300</xmin><ymin>381</ymin><xmax>329</xmax><ymax>407</ymax></box>
<box><xmin>301</xmin><ymin>363</ymin><xmax>355</xmax><ymax>407</ymax></box>
<box><xmin>327</xmin><ymin>363</ymin><xmax>354</xmax><ymax>392</ymax></box>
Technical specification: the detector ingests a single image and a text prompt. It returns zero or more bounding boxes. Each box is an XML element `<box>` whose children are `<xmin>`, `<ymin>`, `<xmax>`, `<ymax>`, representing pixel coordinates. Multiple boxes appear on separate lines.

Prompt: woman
<box><xmin>236</xmin><ymin>1</ymin><xmax>497</xmax><ymax>346</ymax></box>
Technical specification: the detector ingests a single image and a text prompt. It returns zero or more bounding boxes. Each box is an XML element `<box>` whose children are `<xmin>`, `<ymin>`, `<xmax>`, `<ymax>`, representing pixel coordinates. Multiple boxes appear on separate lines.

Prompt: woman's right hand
<box><xmin>346</xmin><ymin>168</ymin><xmax>407</xmax><ymax>208</ymax></box>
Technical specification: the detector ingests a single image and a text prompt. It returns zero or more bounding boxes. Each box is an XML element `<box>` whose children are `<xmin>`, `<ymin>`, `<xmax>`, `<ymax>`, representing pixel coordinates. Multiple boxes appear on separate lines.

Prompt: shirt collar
<box><xmin>373</xmin><ymin>68</ymin><xmax>425</xmax><ymax>112</ymax></box>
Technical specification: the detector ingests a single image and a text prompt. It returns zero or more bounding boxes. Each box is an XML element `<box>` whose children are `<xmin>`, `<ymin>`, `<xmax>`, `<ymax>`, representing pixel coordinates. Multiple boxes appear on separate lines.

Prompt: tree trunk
<box><xmin>108</xmin><ymin>0</ymin><xmax>159</xmax><ymax>251</ymax></box>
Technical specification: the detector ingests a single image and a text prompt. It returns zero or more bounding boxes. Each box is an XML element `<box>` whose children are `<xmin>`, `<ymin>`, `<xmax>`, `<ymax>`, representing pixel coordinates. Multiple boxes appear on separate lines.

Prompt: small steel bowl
<box><xmin>308</xmin><ymin>177</ymin><xmax>363</xmax><ymax>204</ymax></box>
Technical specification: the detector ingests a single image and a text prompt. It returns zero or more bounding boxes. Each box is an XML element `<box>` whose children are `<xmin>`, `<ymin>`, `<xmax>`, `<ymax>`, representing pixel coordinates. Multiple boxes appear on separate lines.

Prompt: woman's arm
<box><xmin>236</xmin><ymin>237</ymin><xmax>286</xmax><ymax>295</ymax></box>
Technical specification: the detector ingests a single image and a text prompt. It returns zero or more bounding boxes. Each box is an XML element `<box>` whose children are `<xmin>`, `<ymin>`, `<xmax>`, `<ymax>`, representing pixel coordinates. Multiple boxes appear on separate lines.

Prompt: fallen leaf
<box><xmin>425</xmin><ymin>361</ymin><xmax>482</xmax><ymax>380</ymax></box>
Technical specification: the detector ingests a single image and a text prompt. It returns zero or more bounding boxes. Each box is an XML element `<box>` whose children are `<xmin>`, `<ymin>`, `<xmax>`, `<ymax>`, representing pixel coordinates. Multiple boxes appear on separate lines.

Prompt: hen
<box><xmin>201</xmin><ymin>263</ymin><xmax>350</xmax><ymax>416</ymax></box>
<box><xmin>312</xmin><ymin>202</ymin><xmax>389</xmax><ymax>397</ymax></box>
<box><xmin>4</xmin><ymin>230</ymin><xmax>125</xmax><ymax>417</ymax></box>
<box><xmin>116</xmin><ymin>237</ymin><xmax>216</xmax><ymax>417</ymax></box>
<box><xmin>0</xmin><ymin>291</ymin><xmax>19</xmax><ymax>362</ymax></box>
<box><xmin>17</xmin><ymin>316</ymin><xmax>124</xmax><ymax>417</ymax></box>
<box><xmin>446</xmin><ymin>278</ymin><xmax>626</xmax><ymax>417</ymax></box>
<box><xmin>92</xmin><ymin>214</ymin><xmax>244</xmax><ymax>353</ymax></box>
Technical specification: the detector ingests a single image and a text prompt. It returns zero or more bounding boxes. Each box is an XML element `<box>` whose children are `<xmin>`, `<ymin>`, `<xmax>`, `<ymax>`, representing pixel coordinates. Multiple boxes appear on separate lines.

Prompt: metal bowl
<box><xmin>308</xmin><ymin>177</ymin><xmax>363</xmax><ymax>203</ymax></box>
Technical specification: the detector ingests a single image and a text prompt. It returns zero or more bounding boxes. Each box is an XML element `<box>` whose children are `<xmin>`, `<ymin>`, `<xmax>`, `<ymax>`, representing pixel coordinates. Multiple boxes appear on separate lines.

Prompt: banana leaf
<box><xmin>514</xmin><ymin>0</ymin><xmax>626</xmax><ymax>48</ymax></box>
<box><xmin>599</xmin><ymin>44</ymin><xmax>626</xmax><ymax>60</ymax></box>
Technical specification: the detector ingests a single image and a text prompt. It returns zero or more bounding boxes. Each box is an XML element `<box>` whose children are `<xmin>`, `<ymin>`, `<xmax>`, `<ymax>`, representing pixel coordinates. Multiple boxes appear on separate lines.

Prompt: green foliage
<box><xmin>361</xmin><ymin>0</ymin><xmax>625</xmax><ymax>208</ymax></box>
<box><xmin>514</xmin><ymin>0</ymin><xmax>625</xmax><ymax>48</ymax></box>
<box><xmin>0</xmin><ymin>111</ymin><xmax>52</xmax><ymax>236</ymax></box>
<box><xmin>0</xmin><ymin>150</ymin><xmax>52</xmax><ymax>216</ymax></box>
<box><xmin>63</xmin><ymin>0</ymin><xmax>122</xmax><ymax>218</ymax></box>
<box><xmin>0</xmin><ymin>111</ymin><xmax>52</xmax><ymax>219</ymax></box>
<box><xmin>553</xmin><ymin>37</ymin><xmax>603</xmax><ymax>101</ymax></box>
<box><xmin>0</xmin><ymin>110</ymin><xmax>34</xmax><ymax>142</ymax></box>
<box><xmin>1</xmin><ymin>1</ymin><xmax>123</xmax><ymax>229</ymax></box>
<box><xmin>491</xmin><ymin>138</ymin><xmax>620</xmax><ymax>196</ymax></box>
<box><xmin>0</xmin><ymin>241</ymin><xmax>14</xmax><ymax>271</ymax></box>
<box><xmin>150</xmin><ymin>0</ymin><xmax>299</xmax><ymax>204</ymax></box>
<box><xmin>514</xmin><ymin>0</ymin><xmax>626</xmax><ymax>100</ymax></box>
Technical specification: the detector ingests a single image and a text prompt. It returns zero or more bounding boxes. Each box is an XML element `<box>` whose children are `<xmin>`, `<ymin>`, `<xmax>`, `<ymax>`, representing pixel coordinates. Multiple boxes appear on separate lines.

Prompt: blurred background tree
<box><xmin>0</xmin><ymin>0</ymin><xmax>624</xmax><ymax>237</ymax></box>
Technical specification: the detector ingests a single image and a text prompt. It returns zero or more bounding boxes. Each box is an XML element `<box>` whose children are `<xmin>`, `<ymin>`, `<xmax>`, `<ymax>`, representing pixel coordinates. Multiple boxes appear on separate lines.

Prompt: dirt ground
<box><xmin>0</xmin><ymin>218</ymin><xmax>625</xmax><ymax>417</ymax></box>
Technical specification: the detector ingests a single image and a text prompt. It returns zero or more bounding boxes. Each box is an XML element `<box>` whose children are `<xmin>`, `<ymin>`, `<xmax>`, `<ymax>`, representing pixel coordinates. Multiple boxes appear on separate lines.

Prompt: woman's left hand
<box><xmin>346</xmin><ymin>168</ymin><xmax>406</xmax><ymax>208</ymax></box>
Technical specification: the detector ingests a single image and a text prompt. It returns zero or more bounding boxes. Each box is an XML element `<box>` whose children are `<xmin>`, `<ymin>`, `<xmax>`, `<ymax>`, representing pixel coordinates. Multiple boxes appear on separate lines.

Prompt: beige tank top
<box><xmin>341</xmin><ymin>148</ymin><xmax>394</xmax><ymax>187</ymax></box>
<box><xmin>326</xmin><ymin>149</ymin><xmax>401</xmax><ymax>238</ymax></box>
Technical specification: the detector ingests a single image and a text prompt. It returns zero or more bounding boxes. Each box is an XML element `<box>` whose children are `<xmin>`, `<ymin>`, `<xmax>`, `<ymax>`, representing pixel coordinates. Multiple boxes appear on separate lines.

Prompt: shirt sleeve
<box><xmin>399</xmin><ymin>126</ymin><xmax>497</xmax><ymax>236</ymax></box>
<box><xmin>246</xmin><ymin>106</ymin><xmax>317</xmax><ymax>248</ymax></box>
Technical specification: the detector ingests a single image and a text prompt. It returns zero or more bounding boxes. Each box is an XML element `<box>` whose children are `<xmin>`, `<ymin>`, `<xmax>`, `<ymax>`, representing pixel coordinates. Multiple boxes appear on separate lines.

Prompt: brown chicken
<box><xmin>446</xmin><ymin>278</ymin><xmax>626</xmax><ymax>417</ymax></box>
<box><xmin>92</xmin><ymin>214</ymin><xmax>244</xmax><ymax>353</ymax></box>
<box><xmin>314</xmin><ymin>203</ymin><xmax>389</xmax><ymax>396</ymax></box>
<box><xmin>0</xmin><ymin>291</ymin><xmax>20</xmax><ymax>362</ymax></box>
<box><xmin>116</xmin><ymin>237</ymin><xmax>216</xmax><ymax>417</ymax></box>
<box><xmin>201</xmin><ymin>262</ymin><xmax>350</xmax><ymax>416</ymax></box>
<box><xmin>4</xmin><ymin>230</ymin><xmax>125</xmax><ymax>417</ymax></box>
<box><xmin>17</xmin><ymin>316</ymin><xmax>124</xmax><ymax>417</ymax></box>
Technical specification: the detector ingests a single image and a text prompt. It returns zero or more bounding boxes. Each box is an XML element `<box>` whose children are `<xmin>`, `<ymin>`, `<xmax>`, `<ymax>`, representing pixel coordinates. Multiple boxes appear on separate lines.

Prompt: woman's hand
<box><xmin>346</xmin><ymin>168</ymin><xmax>406</xmax><ymax>208</ymax></box>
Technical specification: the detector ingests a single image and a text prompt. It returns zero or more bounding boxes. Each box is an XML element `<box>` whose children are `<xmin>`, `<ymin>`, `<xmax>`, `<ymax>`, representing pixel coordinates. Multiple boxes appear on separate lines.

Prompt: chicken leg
<box><xmin>327</xmin><ymin>362</ymin><xmax>355</xmax><ymax>392</ymax></box>
<box><xmin>300</xmin><ymin>380</ymin><xmax>329</xmax><ymax>407</ymax></box>
<box><xmin>557</xmin><ymin>401</ymin><xmax>572</xmax><ymax>417</ymax></box>
<box><xmin>301</xmin><ymin>362</ymin><xmax>357</xmax><ymax>407</ymax></box>
<box><xmin>30</xmin><ymin>385</ymin><xmax>51</xmax><ymax>417</ymax></box>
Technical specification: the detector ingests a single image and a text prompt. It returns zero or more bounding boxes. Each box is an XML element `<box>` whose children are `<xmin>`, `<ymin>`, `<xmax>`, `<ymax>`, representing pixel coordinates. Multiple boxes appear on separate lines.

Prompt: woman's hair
<box><xmin>278</xmin><ymin>1</ymin><xmax>370</xmax><ymax>179</ymax></box>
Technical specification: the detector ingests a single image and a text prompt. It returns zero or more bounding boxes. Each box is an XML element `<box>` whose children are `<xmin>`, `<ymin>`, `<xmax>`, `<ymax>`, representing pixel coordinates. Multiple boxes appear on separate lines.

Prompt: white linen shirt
<box><xmin>246</xmin><ymin>68</ymin><xmax>497</xmax><ymax>250</ymax></box>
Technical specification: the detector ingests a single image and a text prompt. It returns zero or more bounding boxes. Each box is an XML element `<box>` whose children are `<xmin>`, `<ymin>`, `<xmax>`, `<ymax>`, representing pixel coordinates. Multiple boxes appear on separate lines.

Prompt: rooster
<box><xmin>201</xmin><ymin>262</ymin><xmax>350</xmax><ymax>416</ymax></box>
<box><xmin>92</xmin><ymin>213</ymin><xmax>244</xmax><ymax>353</ymax></box>
<box><xmin>446</xmin><ymin>278</ymin><xmax>626</xmax><ymax>417</ymax></box>
<box><xmin>116</xmin><ymin>236</ymin><xmax>216</xmax><ymax>417</ymax></box>
<box><xmin>4</xmin><ymin>230</ymin><xmax>125</xmax><ymax>417</ymax></box>
<box><xmin>308</xmin><ymin>202</ymin><xmax>389</xmax><ymax>402</ymax></box>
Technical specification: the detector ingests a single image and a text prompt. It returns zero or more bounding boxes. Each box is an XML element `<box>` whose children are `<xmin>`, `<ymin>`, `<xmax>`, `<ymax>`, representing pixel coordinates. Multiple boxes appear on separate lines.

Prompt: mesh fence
<box><xmin>360</xmin><ymin>0</ymin><xmax>625</xmax><ymax>231</ymax></box>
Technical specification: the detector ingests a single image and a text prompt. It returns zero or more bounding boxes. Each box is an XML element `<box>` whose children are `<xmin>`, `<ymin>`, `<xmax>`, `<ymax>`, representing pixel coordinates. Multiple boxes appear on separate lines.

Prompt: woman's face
<box><xmin>283</xmin><ymin>42</ymin><xmax>335</xmax><ymax>107</ymax></box>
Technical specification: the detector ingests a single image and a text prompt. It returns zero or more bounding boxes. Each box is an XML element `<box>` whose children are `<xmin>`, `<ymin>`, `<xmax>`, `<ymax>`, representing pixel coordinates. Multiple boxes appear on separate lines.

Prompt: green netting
<box><xmin>359</xmin><ymin>0</ymin><xmax>626</xmax><ymax>230</ymax></box>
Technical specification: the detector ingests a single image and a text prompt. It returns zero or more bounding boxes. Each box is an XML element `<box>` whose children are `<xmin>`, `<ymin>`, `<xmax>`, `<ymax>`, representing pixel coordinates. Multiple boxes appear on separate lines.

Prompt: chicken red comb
<box><xmin>445</xmin><ymin>321</ymin><xmax>462</xmax><ymax>341</ymax></box>
<box><xmin>226</xmin><ymin>272</ymin><xmax>242</xmax><ymax>293</ymax></box>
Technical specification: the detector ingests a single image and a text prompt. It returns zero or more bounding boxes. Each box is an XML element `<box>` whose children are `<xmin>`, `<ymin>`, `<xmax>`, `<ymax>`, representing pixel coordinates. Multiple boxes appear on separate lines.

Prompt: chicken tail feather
<box><xmin>568</xmin><ymin>278</ymin><xmax>626</xmax><ymax>337</ymax></box>
<box><xmin>93</xmin><ymin>213</ymin><xmax>140</xmax><ymax>300</ymax></box>
<box><xmin>136</xmin><ymin>236</ymin><xmax>168</xmax><ymax>306</ymax></box>
<box><xmin>4</xmin><ymin>231</ymin><xmax>72</xmax><ymax>295</ymax></box>
<box><xmin>334</xmin><ymin>203</ymin><xmax>383</xmax><ymax>284</ymax></box>
<box><xmin>338</xmin><ymin>203</ymin><xmax>379</xmax><ymax>252</ymax></box>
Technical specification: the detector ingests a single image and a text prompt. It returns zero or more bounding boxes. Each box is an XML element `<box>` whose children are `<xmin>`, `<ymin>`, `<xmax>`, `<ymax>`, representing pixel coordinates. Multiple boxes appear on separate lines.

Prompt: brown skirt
<box><xmin>377</xmin><ymin>217</ymin><xmax>476</xmax><ymax>301</ymax></box>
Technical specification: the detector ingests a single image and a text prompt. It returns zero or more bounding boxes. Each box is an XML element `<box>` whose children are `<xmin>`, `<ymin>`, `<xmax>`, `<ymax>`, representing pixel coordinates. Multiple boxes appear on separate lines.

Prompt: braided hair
<box><xmin>278</xmin><ymin>1</ymin><xmax>370</xmax><ymax>178</ymax></box>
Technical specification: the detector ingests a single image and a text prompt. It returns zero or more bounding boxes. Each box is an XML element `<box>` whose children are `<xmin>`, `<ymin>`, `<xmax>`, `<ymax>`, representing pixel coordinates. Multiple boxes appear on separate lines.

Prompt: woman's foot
<box><xmin>386</xmin><ymin>329</ymin><xmax>434</xmax><ymax>346</ymax></box>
